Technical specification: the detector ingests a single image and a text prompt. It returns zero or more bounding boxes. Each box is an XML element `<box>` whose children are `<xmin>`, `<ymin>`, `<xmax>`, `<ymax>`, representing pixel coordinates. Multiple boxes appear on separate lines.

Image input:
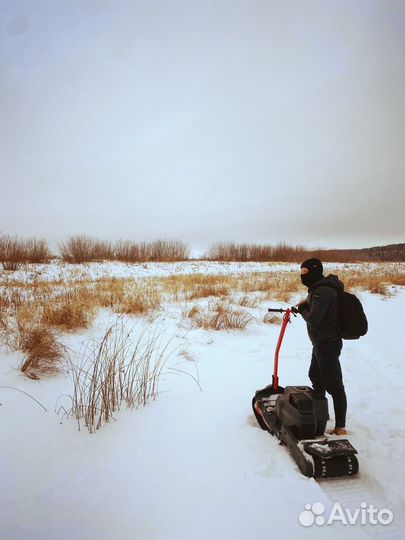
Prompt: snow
<box><xmin>2</xmin><ymin>260</ymin><xmax>293</xmax><ymax>284</ymax></box>
<box><xmin>2</xmin><ymin>259</ymin><xmax>402</xmax><ymax>284</ymax></box>
<box><xmin>0</xmin><ymin>263</ymin><xmax>404</xmax><ymax>540</ymax></box>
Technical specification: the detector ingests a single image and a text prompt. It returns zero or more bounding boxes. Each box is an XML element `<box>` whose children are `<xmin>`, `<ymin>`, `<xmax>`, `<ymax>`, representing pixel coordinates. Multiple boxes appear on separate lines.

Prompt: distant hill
<box><xmin>315</xmin><ymin>243</ymin><xmax>405</xmax><ymax>262</ymax></box>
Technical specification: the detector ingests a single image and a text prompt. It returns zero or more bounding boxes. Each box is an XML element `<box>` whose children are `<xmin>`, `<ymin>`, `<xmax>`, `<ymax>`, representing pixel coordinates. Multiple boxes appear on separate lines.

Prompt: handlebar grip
<box><xmin>268</xmin><ymin>308</ymin><xmax>285</xmax><ymax>313</ymax></box>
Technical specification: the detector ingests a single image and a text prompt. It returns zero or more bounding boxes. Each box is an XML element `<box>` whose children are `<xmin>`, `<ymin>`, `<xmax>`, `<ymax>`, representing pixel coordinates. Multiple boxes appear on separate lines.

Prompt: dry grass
<box><xmin>263</xmin><ymin>313</ymin><xmax>283</xmax><ymax>325</ymax></box>
<box><xmin>154</xmin><ymin>272</ymin><xmax>301</xmax><ymax>303</ymax></box>
<box><xmin>190</xmin><ymin>300</ymin><xmax>253</xmax><ymax>331</ymax></box>
<box><xmin>42</xmin><ymin>288</ymin><xmax>96</xmax><ymax>330</ymax></box>
<box><xmin>66</xmin><ymin>318</ymin><xmax>175</xmax><ymax>433</ymax></box>
<box><xmin>184</xmin><ymin>304</ymin><xmax>200</xmax><ymax>319</ymax></box>
<box><xmin>235</xmin><ymin>294</ymin><xmax>264</xmax><ymax>308</ymax></box>
<box><xmin>188</xmin><ymin>283</ymin><xmax>230</xmax><ymax>299</ymax></box>
<box><xmin>19</xmin><ymin>325</ymin><xmax>64</xmax><ymax>380</ymax></box>
<box><xmin>186</xmin><ymin>283</ymin><xmax>229</xmax><ymax>300</ymax></box>
<box><xmin>117</xmin><ymin>286</ymin><xmax>161</xmax><ymax>316</ymax></box>
<box><xmin>93</xmin><ymin>278</ymin><xmax>127</xmax><ymax>308</ymax></box>
<box><xmin>241</xmin><ymin>271</ymin><xmax>301</xmax><ymax>298</ymax></box>
<box><xmin>155</xmin><ymin>274</ymin><xmax>233</xmax><ymax>301</ymax></box>
<box><xmin>178</xmin><ymin>347</ymin><xmax>195</xmax><ymax>362</ymax></box>
<box><xmin>334</xmin><ymin>267</ymin><xmax>405</xmax><ymax>295</ymax></box>
<box><xmin>0</xmin><ymin>263</ymin><xmax>403</xmax><ymax>379</ymax></box>
<box><xmin>0</xmin><ymin>295</ymin><xmax>65</xmax><ymax>379</ymax></box>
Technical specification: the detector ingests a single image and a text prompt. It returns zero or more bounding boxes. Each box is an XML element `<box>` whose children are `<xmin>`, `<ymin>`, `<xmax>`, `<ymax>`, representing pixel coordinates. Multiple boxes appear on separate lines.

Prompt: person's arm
<box><xmin>298</xmin><ymin>286</ymin><xmax>336</xmax><ymax>327</ymax></box>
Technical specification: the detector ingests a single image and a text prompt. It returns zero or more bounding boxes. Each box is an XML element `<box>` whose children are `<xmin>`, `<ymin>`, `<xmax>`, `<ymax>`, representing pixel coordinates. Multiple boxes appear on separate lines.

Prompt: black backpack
<box><xmin>337</xmin><ymin>291</ymin><xmax>368</xmax><ymax>340</ymax></box>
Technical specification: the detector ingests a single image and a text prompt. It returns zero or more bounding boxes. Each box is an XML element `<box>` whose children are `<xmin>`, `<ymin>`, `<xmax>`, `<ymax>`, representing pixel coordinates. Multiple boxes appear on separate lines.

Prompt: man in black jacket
<box><xmin>296</xmin><ymin>258</ymin><xmax>347</xmax><ymax>436</ymax></box>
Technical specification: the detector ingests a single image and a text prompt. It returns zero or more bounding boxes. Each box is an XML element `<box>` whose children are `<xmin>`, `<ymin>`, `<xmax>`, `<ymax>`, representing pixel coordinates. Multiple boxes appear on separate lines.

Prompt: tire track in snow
<box><xmin>319</xmin><ymin>475</ymin><xmax>404</xmax><ymax>539</ymax></box>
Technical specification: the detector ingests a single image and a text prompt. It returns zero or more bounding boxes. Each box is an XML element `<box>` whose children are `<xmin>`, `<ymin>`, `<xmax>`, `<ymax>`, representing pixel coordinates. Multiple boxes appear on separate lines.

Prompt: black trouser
<box><xmin>309</xmin><ymin>338</ymin><xmax>347</xmax><ymax>428</ymax></box>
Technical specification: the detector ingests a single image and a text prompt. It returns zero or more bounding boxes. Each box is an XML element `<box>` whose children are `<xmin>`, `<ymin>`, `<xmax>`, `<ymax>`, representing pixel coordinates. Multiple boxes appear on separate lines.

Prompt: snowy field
<box><xmin>2</xmin><ymin>259</ymin><xmax>402</xmax><ymax>284</ymax></box>
<box><xmin>0</xmin><ymin>262</ymin><xmax>404</xmax><ymax>540</ymax></box>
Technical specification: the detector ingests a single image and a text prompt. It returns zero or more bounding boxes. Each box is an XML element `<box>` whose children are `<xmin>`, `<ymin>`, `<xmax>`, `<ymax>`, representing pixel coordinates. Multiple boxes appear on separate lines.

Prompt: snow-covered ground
<box><xmin>0</xmin><ymin>263</ymin><xmax>404</xmax><ymax>540</ymax></box>
<box><xmin>2</xmin><ymin>259</ymin><xmax>402</xmax><ymax>284</ymax></box>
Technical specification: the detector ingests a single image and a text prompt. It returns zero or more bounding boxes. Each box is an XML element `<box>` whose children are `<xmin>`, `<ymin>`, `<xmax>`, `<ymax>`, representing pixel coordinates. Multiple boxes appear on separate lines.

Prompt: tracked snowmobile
<box><xmin>252</xmin><ymin>307</ymin><xmax>359</xmax><ymax>479</ymax></box>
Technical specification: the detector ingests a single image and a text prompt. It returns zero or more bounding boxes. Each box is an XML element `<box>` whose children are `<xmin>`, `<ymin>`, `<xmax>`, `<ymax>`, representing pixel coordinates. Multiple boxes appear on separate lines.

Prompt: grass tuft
<box><xmin>117</xmin><ymin>286</ymin><xmax>161</xmax><ymax>315</ymax></box>
<box><xmin>42</xmin><ymin>289</ymin><xmax>96</xmax><ymax>330</ymax></box>
<box><xmin>263</xmin><ymin>313</ymin><xmax>282</xmax><ymax>325</ymax></box>
<box><xmin>192</xmin><ymin>300</ymin><xmax>253</xmax><ymax>331</ymax></box>
<box><xmin>66</xmin><ymin>319</ymin><xmax>176</xmax><ymax>432</ymax></box>
<box><xmin>20</xmin><ymin>326</ymin><xmax>64</xmax><ymax>380</ymax></box>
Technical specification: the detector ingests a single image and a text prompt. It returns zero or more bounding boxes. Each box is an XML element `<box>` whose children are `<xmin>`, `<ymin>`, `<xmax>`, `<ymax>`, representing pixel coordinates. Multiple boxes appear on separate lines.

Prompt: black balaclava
<box><xmin>300</xmin><ymin>258</ymin><xmax>324</xmax><ymax>288</ymax></box>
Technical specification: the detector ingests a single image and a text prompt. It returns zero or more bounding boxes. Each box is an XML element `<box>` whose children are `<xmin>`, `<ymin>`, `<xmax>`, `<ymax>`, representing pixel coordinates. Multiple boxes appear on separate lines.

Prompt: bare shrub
<box><xmin>206</xmin><ymin>242</ymin><xmax>405</xmax><ymax>263</ymax></box>
<box><xmin>67</xmin><ymin>319</ymin><xmax>176</xmax><ymax>433</ymax></box>
<box><xmin>59</xmin><ymin>236</ymin><xmax>190</xmax><ymax>263</ymax></box>
<box><xmin>59</xmin><ymin>235</ymin><xmax>98</xmax><ymax>263</ymax></box>
<box><xmin>0</xmin><ymin>235</ymin><xmax>28</xmax><ymax>270</ymax></box>
<box><xmin>25</xmin><ymin>238</ymin><xmax>52</xmax><ymax>263</ymax></box>
<box><xmin>92</xmin><ymin>240</ymin><xmax>115</xmax><ymax>261</ymax></box>
<box><xmin>206</xmin><ymin>242</ymin><xmax>307</xmax><ymax>262</ymax></box>
<box><xmin>20</xmin><ymin>325</ymin><xmax>64</xmax><ymax>380</ymax></box>
<box><xmin>0</xmin><ymin>235</ymin><xmax>52</xmax><ymax>268</ymax></box>
<box><xmin>146</xmin><ymin>239</ymin><xmax>190</xmax><ymax>261</ymax></box>
<box><xmin>114</xmin><ymin>239</ymin><xmax>189</xmax><ymax>262</ymax></box>
<box><xmin>114</xmin><ymin>240</ymin><xmax>144</xmax><ymax>262</ymax></box>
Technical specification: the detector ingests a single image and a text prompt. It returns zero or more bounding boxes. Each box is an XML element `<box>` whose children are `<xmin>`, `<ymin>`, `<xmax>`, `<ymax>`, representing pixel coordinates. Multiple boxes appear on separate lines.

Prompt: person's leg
<box><xmin>314</xmin><ymin>339</ymin><xmax>347</xmax><ymax>428</ymax></box>
<box><xmin>308</xmin><ymin>346</ymin><xmax>326</xmax><ymax>398</ymax></box>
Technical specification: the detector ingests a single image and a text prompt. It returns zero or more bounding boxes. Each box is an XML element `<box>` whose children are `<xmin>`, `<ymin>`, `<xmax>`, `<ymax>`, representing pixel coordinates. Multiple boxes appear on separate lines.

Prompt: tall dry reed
<box><xmin>66</xmin><ymin>318</ymin><xmax>177</xmax><ymax>432</ymax></box>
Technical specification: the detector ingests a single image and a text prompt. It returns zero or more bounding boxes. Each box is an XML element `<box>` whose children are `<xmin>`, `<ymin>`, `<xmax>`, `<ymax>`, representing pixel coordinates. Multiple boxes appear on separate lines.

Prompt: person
<box><xmin>294</xmin><ymin>258</ymin><xmax>347</xmax><ymax>436</ymax></box>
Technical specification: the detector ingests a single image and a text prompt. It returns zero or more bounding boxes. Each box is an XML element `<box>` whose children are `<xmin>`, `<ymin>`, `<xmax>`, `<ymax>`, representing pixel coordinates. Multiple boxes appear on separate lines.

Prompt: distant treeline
<box><xmin>0</xmin><ymin>234</ymin><xmax>403</xmax><ymax>270</ymax></box>
<box><xmin>59</xmin><ymin>237</ymin><xmax>189</xmax><ymax>264</ymax></box>
<box><xmin>206</xmin><ymin>242</ymin><xmax>405</xmax><ymax>263</ymax></box>
<box><xmin>0</xmin><ymin>235</ymin><xmax>189</xmax><ymax>269</ymax></box>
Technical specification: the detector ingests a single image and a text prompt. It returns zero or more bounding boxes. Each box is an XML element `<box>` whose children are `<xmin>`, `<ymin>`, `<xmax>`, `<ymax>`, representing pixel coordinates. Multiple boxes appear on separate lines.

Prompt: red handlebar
<box><xmin>272</xmin><ymin>308</ymin><xmax>292</xmax><ymax>390</ymax></box>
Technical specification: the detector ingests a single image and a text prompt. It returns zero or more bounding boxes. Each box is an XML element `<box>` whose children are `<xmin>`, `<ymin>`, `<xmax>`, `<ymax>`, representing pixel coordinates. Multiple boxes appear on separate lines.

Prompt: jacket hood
<box><xmin>309</xmin><ymin>273</ymin><xmax>344</xmax><ymax>292</ymax></box>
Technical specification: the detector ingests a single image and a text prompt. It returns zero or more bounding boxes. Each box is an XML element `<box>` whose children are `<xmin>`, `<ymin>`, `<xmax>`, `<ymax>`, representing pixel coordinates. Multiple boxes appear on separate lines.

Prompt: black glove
<box><xmin>297</xmin><ymin>301</ymin><xmax>308</xmax><ymax>314</ymax></box>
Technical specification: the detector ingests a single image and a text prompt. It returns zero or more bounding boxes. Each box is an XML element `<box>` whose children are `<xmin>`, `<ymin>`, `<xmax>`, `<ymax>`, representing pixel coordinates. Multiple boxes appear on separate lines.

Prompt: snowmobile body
<box><xmin>252</xmin><ymin>384</ymin><xmax>359</xmax><ymax>478</ymax></box>
<box><xmin>252</xmin><ymin>308</ymin><xmax>359</xmax><ymax>479</ymax></box>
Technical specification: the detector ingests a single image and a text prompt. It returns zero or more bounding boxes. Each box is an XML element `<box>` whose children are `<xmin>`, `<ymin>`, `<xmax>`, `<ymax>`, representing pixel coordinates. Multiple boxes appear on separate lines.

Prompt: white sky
<box><xmin>0</xmin><ymin>0</ymin><xmax>404</xmax><ymax>253</ymax></box>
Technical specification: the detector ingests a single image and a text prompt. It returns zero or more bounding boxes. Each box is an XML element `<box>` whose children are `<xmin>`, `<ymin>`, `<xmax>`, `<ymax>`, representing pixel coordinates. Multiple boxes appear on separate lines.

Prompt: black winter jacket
<box><xmin>299</xmin><ymin>274</ymin><xmax>344</xmax><ymax>344</ymax></box>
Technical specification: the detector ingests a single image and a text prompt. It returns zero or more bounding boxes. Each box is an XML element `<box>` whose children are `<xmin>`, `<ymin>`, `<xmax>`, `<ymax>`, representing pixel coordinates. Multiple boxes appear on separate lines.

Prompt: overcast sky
<box><xmin>1</xmin><ymin>0</ymin><xmax>404</xmax><ymax>253</ymax></box>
